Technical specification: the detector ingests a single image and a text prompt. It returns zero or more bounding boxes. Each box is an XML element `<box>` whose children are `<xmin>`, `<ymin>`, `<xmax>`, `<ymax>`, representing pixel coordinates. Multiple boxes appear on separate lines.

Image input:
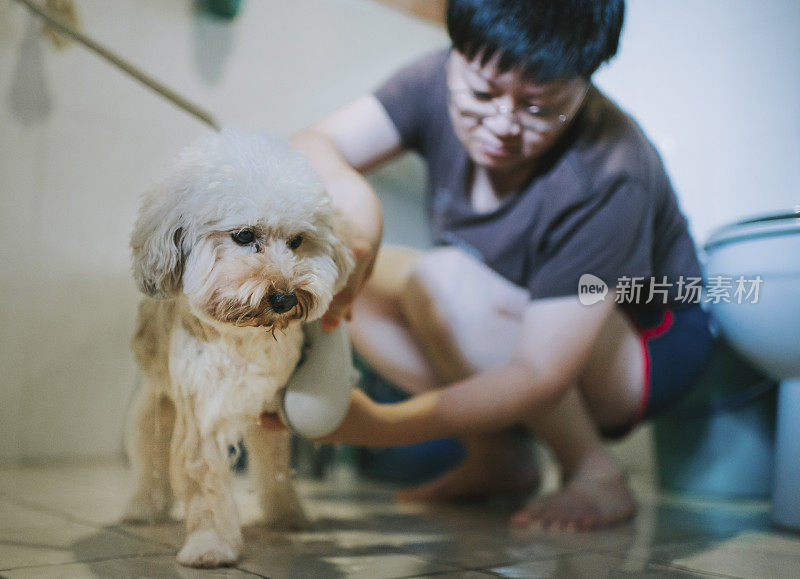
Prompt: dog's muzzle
<box><xmin>267</xmin><ymin>291</ymin><xmax>298</xmax><ymax>314</ymax></box>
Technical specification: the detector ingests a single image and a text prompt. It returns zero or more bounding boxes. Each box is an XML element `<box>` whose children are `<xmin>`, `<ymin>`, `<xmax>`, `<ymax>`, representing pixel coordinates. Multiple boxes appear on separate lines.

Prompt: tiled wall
<box><xmin>0</xmin><ymin>0</ymin><xmax>797</xmax><ymax>463</ymax></box>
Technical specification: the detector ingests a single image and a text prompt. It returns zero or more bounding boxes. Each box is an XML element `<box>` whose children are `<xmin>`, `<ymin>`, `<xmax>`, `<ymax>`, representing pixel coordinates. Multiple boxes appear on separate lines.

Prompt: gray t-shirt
<box><xmin>374</xmin><ymin>49</ymin><xmax>702</xmax><ymax>316</ymax></box>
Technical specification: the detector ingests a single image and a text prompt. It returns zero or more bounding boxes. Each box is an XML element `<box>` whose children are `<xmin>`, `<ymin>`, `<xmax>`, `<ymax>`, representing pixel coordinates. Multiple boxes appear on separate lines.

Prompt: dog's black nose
<box><xmin>267</xmin><ymin>291</ymin><xmax>298</xmax><ymax>314</ymax></box>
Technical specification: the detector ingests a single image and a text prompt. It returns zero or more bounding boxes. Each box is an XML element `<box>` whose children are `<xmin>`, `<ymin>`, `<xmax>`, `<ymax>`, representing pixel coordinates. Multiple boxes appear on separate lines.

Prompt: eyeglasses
<box><xmin>448</xmin><ymin>84</ymin><xmax>589</xmax><ymax>133</ymax></box>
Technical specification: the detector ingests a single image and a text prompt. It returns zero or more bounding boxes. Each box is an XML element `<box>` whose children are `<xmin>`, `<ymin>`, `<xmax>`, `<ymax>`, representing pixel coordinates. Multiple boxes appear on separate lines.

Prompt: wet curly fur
<box><xmin>122</xmin><ymin>130</ymin><xmax>354</xmax><ymax>568</ymax></box>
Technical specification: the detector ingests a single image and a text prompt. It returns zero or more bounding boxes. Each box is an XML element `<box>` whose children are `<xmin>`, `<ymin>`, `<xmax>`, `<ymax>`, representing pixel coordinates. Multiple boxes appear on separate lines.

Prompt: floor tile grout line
<box><xmin>233</xmin><ymin>566</ymin><xmax>271</xmax><ymax>578</ymax></box>
<box><xmin>391</xmin><ymin>571</ymin><xmax>484</xmax><ymax>579</ymax></box>
<box><xmin>0</xmin><ymin>492</ymin><xmax>119</xmax><ymax>529</ymax></box>
<box><xmin>400</xmin><ymin>554</ymin><xmax>467</xmax><ymax>577</ymax></box>
<box><xmin>456</xmin><ymin>550</ymin><xmax>679</xmax><ymax>576</ymax></box>
<box><xmin>398</xmin><ymin>572</ymin><xmax>500</xmax><ymax>578</ymax></box>
<box><xmin>102</xmin><ymin>525</ymin><xmax>179</xmax><ymax>552</ymax></box>
<box><xmin>403</xmin><ymin>520</ymin><xmax>762</xmax><ymax>570</ymax></box>
<box><xmin>531</xmin><ymin>534</ymin><xmax>751</xmax><ymax>567</ymax></box>
<box><xmin>401</xmin><ymin>553</ymin><xmax>577</xmax><ymax>578</ymax></box>
<box><xmin>410</xmin><ymin>545</ymin><xmax>655</xmax><ymax>573</ymax></box>
<box><xmin>648</xmin><ymin>561</ymin><xmax>742</xmax><ymax>578</ymax></box>
<box><xmin>2</xmin><ymin>548</ymin><xmax>284</xmax><ymax>578</ymax></box>
<box><xmin>0</xmin><ymin>551</ymin><xmax>170</xmax><ymax>573</ymax></box>
<box><xmin>38</xmin><ymin>553</ymin><xmax>281</xmax><ymax>578</ymax></box>
<box><xmin>479</xmin><ymin>550</ymin><xmax>750</xmax><ymax>579</ymax></box>
<box><xmin>462</xmin><ymin>564</ymin><xmax>533</xmax><ymax>577</ymax></box>
<box><xmin>0</xmin><ymin>492</ymin><xmax>178</xmax><ymax>551</ymax></box>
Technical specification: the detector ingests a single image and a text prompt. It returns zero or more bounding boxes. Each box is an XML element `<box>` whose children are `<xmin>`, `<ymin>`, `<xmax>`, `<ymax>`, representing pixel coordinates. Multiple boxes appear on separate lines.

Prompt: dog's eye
<box><xmin>231</xmin><ymin>230</ymin><xmax>256</xmax><ymax>245</ymax></box>
<box><xmin>287</xmin><ymin>234</ymin><xmax>303</xmax><ymax>250</ymax></box>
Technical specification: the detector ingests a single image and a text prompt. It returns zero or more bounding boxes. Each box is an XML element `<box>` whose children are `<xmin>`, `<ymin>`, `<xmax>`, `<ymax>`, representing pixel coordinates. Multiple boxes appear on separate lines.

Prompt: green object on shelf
<box><xmin>199</xmin><ymin>0</ymin><xmax>244</xmax><ymax>19</ymax></box>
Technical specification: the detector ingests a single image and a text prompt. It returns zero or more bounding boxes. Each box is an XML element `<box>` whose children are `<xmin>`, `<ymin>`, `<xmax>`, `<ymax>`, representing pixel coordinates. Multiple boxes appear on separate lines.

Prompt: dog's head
<box><xmin>131</xmin><ymin>129</ymin><xmax>355</xmax><ymax>331</ymax></box>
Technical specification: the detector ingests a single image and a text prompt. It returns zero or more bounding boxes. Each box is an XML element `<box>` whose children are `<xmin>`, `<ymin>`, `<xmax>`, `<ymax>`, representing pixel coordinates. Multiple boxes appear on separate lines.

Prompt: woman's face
<box><xmin>447</xmin><ymin>51</ymin><xmax>588</xmax><ymax>174</ymax></box>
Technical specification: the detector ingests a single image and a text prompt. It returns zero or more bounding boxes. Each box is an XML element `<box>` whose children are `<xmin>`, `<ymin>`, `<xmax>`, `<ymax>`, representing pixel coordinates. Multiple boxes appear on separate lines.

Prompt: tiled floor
<box><xmin>3</xmin><ymin>2</ymin><xmax>799</xmax><ymax>577</ymax></box>
<box><xmin>1</xmin><ymin>462</ymin><xmax>798</xmax><ymax>578</ymax></box>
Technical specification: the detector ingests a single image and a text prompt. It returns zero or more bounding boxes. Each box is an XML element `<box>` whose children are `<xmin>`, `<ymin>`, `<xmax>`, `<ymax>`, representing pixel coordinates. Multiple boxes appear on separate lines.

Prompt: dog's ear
<box><xmin>130</xmin><ymin>186</ymin><xmax>187</xmax><ymax>298</ymax></box>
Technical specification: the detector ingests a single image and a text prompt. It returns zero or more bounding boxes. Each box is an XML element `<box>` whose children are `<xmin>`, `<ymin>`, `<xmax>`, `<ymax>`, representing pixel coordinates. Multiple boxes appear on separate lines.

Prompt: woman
<box><xmin>267</xmin><ymin>0</ymin><xmax>713</xmax><ymax>531</ymax></box>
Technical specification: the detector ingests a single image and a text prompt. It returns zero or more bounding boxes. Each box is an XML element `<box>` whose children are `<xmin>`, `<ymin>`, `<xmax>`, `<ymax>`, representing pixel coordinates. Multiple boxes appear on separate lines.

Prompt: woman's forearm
<box><xmin>387</xmin><ymin>362</ymin><xmax>561</xmax><ymax>444</ymax></box>
<box><xmin>323</xmin><ymin>360</ymin><xmax>562</xmax><ymax>447</ymax></box>
<box><xmin>290</xmin><ymin>130</ymin><xmax>383</xmax><ymax>255</ymax></box>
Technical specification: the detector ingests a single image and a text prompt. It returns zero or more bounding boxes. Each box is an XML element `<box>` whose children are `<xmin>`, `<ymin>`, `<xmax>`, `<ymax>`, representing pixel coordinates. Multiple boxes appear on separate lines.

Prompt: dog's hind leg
<box><xmin>244</xmin><ymin>427</ymin><xmax>309</xmax><ymax>530</ymax></box>
<box><xmin>122</xmin><ymin>387</ymin><xmax>175</xmax><ymax>523</ymax></box>
<box><xmin>171</xmin><ymin>406</ymin><xmax>242</xmax><ymax>568</ymax></box>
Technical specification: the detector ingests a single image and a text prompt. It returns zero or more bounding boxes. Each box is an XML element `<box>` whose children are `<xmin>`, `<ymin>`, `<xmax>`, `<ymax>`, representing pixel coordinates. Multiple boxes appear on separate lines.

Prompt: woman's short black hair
<box><xmin>446</xmin><ymin>0</ymin><xmax>625</xmax><ymax>83</ymax></box>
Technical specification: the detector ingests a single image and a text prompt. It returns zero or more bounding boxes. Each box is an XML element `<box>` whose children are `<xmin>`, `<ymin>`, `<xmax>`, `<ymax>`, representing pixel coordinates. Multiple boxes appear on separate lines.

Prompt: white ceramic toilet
<box><xmin>703</xmin><ymin>209</ymin><xmax>800</xmax><ymax>531</ymax></box>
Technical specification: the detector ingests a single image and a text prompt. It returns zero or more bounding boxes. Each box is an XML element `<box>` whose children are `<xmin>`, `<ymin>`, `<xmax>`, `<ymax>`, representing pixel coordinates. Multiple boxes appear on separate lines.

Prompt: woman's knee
<box><xmin>362</xmin><ymin>245</ymin><xmax>422</xmax><ymax>304</ymax></box>
<box><xmin>400</xmin><ymin>247</ymin><xmax>470</xmax><ymax>336</ymax></box>
<box><xmin>399</xmin><ymin>250</ymin><xmax>477</xmax><ymax>380</ymax></box>
<box><xmin>402</xmin><ymin>247</ymin><xmax>527</xmax><ymax>329</ymax></box>
<box><xmin>399</xmin><ymin>247</ymin><xmax>526</xmax><ymax>371</ymax></box>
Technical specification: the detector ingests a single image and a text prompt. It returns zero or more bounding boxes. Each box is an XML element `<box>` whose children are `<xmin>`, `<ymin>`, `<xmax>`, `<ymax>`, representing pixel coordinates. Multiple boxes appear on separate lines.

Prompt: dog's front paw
<box><xmin>121</xmin><ymin>491</ymin><xmax>172</xmax><ymax>524</ymax></box>
<box><xmin>177</xmin><ymin>528</ymin><xmax>239</xmax><ymax>568</ymax></box>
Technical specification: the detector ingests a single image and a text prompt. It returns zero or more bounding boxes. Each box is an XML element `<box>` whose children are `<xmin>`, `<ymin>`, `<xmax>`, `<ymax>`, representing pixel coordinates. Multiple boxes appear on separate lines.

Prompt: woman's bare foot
<box><xmin>510</xmin><ymin>448</ymin><xmax>636</xmax><ymax>531</ymax></box>
<box><xmin>395</xmin><ymin>434</ymin><xmax>540</xmax><ymax>503</ymax></box>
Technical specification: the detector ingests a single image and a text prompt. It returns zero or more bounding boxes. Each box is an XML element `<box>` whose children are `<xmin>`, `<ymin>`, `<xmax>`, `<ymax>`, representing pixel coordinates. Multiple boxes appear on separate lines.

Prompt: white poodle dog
<box><xmin>123</xmin><ymin>129</ymin><xmax>354</xmax><ymax>568</ymax></box>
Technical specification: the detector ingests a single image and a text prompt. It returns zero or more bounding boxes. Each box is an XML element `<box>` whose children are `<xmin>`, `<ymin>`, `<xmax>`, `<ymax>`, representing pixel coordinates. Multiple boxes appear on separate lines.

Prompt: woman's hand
<box><xmin>259</xmin><ymin>389</ymin><xmax>390</xmax><ymax>445</ymax></box>
<box><xmin>313</xmin><ymin>388</ymin><xmax>398</xmax><ymax>445</ymax></box>
<box><xmin>259</xmin><ymin>411</ymin><xmax>287</xmax><ymax>431</ymax></box>
<box><xmin>321</xmin><ymin>236</ymin><xmax>377</xmax><ymax>332</ymax></box>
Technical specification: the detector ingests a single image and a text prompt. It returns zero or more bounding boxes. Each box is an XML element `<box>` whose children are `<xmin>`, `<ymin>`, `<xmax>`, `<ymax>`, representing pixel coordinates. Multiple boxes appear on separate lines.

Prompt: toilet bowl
<box><xmin>704</xmin><ymin>209</ymin><xmax>800</xmax><ymax>531</ymax></box>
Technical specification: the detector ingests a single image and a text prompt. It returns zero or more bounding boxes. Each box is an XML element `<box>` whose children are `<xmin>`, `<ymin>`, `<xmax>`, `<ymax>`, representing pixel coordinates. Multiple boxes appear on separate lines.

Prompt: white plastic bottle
<box><xmin>279</xmin><ymin>321</ymin><xmax>357</xmax><ymax>439</ymax></box>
